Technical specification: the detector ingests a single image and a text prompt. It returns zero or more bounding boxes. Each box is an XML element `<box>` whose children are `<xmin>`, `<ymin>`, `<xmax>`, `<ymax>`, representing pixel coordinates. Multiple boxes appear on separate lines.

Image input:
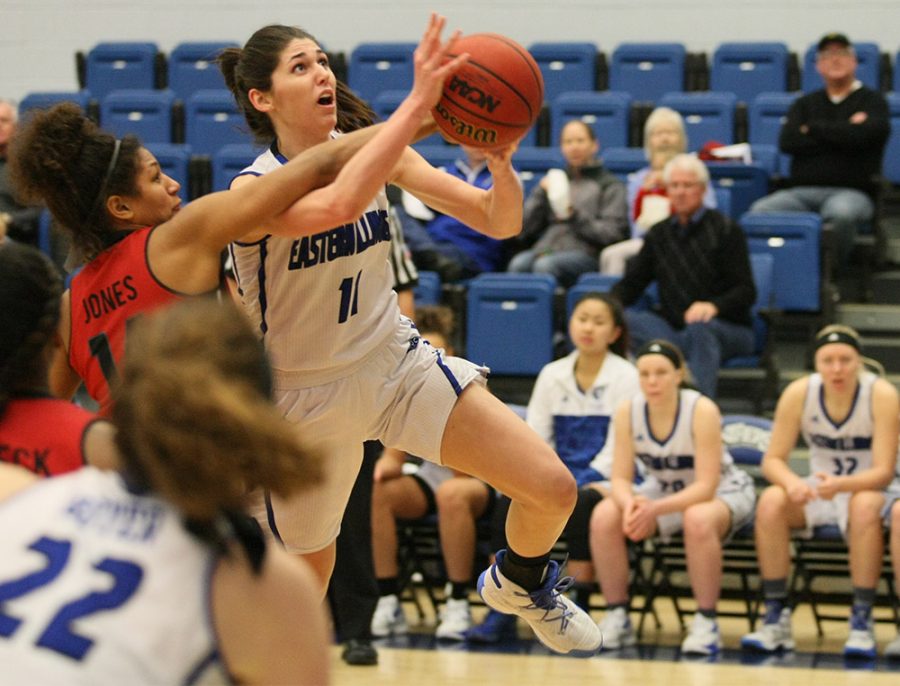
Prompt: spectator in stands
<box><xmin>612</xmin><ymin>153</ymin><xmax>755</xmax><ymax>399</ymax></box>
<box><xmin>591</xmin><ymin>339</ymin><xmax>756</xmax><ymax>655</ymax></box>
<box><xmin>599</xmin><ymin>107</ymin><xmax>716</xmax><ymax>276</ymax></box>
<box><xmin>742</xmin><ymin>325</ymin><xmax>899</xmax><ymax>659</ymax></box>
<box><xmin>0</xmin><ymin>99</ymin><xmax>41</xmax><ymax>246</ymax></box>
<box><xmin>507</xmin><ymin>120</ymin><xmax>628</xmax><ymax>287</ymax></box>
<box><xmin>748</xmin><ymin>33</ymin><xmax>890</xmax><ymax>275</ymax></box>
<box><xmin>398</xmin><ymin>145</ymin><xmax>511</xmax><ymax>280</ymax></box>
<box><xmin>370</xmin><ymin>305</ymin><xmax>496</xmax><ymax>642</ymax></box>
<box><xmin>467</xmin><ymin>291</ymin><xmax>639</xmax><ymax>643</ymax></box>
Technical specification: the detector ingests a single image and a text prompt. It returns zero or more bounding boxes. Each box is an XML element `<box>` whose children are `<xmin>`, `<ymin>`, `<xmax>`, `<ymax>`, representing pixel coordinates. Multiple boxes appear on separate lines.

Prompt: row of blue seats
<box><xmin>77</xmin><ymin>39</ymin><xmax>897</xmax><ymax>112</ymax></box>
<box><xmin>415</xmin><ymin>212</ymin><xmax>822</xmax><ymax>376</ymax></box>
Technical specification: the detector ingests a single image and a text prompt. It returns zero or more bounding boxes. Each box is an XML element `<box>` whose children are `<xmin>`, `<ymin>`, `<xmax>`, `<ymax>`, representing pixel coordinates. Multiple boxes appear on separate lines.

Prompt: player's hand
<box><xmin>408</xmin><ymin>13</ymin><xmax>468</xmax><ymax>113</ymax></box>
<box><xmin>623</xmin><ymin>496</ymin><xmax>656</xmax><ymax>541</ymax></box>
<box><xmin>813</xmin><ymin>472</ymin><xmax>840</xmax><ymax>500</ymax></box>
<box><xmin>786</xmin><ymin>477</ymin><xmax>816</xmax><ymax>504</ymax></box>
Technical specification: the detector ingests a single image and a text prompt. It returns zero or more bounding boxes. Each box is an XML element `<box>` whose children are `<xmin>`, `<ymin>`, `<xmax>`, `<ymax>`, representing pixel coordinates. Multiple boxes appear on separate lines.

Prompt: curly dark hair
<box><xmin>8</xmin><ymin>103</ymin><xmax>141</xmax><ymax>261</ymax></box>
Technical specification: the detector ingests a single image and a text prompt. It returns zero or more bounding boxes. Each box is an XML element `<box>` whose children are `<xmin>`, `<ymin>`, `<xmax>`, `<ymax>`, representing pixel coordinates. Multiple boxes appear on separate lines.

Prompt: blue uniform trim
<box><xmin>264</xmin><ymin>490</ymin><xmax>284</xmax><ymax>546</ymax></box>
<box><xmin>645</xmin><ymin>394</ymin><xmax>682</xmax><ymax>446</ymax></box>
<box><xmin>183</xmin><ymin>648</ymin><xmax>226</xmax><ymax>686</ymax></box>
<box><xmin>435</xmin><ymin>351</ymin><xmax>463</xmax><ymax>396</ymax></box>
<box><xmin>819</xmin><ymin>379</ymin><xmax>861</xmax><ymax>430</ymax></box>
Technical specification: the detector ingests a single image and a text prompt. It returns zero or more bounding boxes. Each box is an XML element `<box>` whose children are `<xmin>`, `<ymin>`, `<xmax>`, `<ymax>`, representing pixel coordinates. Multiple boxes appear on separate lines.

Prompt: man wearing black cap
<box><xmin>749</xmin><ymin>33</ymin><xmax>889</xmax><ymax>276</ymax></box>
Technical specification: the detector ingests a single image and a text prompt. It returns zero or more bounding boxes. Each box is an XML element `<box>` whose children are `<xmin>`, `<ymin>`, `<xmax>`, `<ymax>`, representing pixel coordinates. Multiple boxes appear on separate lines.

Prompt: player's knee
<box><xmin>683</xmin><ymin>506</ymin><xmax>716</xmax><ymax>542</ymax></box>
<box><xmin>849</xmin><ymin>491</ymin><xmax>883</xmax><ymax>527</ymax></box>
<box><xmin>755</xmin><ymin>484</ymin><xmax>788</xmax><ymax>523</ymax></box>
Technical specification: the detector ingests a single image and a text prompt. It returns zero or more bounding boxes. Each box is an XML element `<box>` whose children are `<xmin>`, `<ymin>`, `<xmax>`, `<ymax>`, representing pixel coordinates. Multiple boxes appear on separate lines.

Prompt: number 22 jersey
<box><xmin>0</xmin><ymin>467</ymin><xmax>228</xmax><ymax>684</ymax></box>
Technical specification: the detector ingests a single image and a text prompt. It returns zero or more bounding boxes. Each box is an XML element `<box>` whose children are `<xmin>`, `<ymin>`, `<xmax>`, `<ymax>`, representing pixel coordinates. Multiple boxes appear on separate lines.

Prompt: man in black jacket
<box><xmin>749</xmin><ymin>33</ymin><xmax>889</xmax><ymax>273</ymax></box>
<box><xmin>613</xmin><ymin>154</ymin><xmax>756</xmax><ymax>398</ymax></box>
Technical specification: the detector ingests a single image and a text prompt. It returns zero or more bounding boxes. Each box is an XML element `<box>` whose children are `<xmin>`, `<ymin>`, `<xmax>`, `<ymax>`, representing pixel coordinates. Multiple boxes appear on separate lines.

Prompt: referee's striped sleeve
<box><xmin>387</xmin><ymin>204</ymin><xmax>418</xmax><ymax>291</ymax></box>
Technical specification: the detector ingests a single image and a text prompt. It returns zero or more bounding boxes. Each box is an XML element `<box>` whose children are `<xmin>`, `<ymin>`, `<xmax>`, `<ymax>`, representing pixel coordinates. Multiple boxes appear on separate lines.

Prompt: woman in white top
<box><xmin>741</xmin><ymin>325</ymin><xmax>899</xmax><ymax>659</ymax></box>
<box><xmin>219</xmin><ymin>15</ymin><xmax>600</xmax><ymax>655</ymax></box>
<box><xmin>591</xmin><ymin>339</ymin><xmax>755</xmax><ymax>655</ymax></box>
<box><xmin>0</xmin><ymin>298</ymin><xmax>328</xmax><ymax>685</ymax></box>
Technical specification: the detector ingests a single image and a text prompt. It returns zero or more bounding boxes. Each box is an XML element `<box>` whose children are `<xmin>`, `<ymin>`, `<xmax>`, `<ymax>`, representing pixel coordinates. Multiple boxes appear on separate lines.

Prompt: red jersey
<box><xmin>0</xmin><ymin>396</ymin><xmax>97</xmax><ymax>476</ymax></box>
<box><xmin>68</xmin><ymin>227</ymin><xmax>181</xmax><ymax>413</ymax></box>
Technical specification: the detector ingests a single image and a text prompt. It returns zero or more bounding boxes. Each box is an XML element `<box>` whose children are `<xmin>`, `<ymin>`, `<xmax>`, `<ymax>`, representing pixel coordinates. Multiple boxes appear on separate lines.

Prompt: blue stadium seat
<box><xmin>747</xmin><ymin>92</ymin><xmax>800</xmax><ymax>146</ymax></box>
<box><xmin>883</xmin><ymin>93</ymin><xmax>900</xmax><ymax>184</ymax></box>
<box><xmin>721</xmin><ymin>414</ymin><xmax>772</xmax><ymax>467</ymax></box>
<box><xmin>412</xmin><ymin>143</ymin><xmax>460</xmax><ymax>169</ymax></box>
<box><xmin>565</xmin><ymin>273</ymin><xmax>619</xmax><ymax>318</ymax></box>
<box><xmin>465</xmin><ymin>273</ymin><xmax>556</xmax><ymax>375</ymax></box>
<box><xmin>37</xmin><ymin>209</ymin><xmax>53</xmax><ymax>257</ymax></box>
<box><xmin>19</xmin><ymin>91</ymin><xmax>91</xmax><ymax>120</ymax></box>
<box><xmin>599</xmin><ymin>146</ymin><xmax>646</xmax><ymax>182</ymax></box>
<box><xmin>658</xmin><ymin>91</ymin><xmax>738</xmax><ymax>150</ymax></box>
<box><xmin>372</xmin><ymin>90</ymin><xmax>445</xmax><ymax>146</ymax></box>
<box><xmin>348</xmin><ymin>42</ymin><xmax>417</xmax><ymax>104</ymax></box>
<box><xmin>512</xmin><ymin>146</ymin><xmax>566</xmax><ymax>197</ymax></box>
<box><xmin>413</xmin><ymin>270</ymin><xmax>442</xmax><ymax>305</ymax></box>
<box><xmin>211</xmin><ymin>143</ymin><xmax>262</xmax><ymax>192</ymax></box>
<box><xmin>739</xmin><ymin>211</ymin><xmax>822</xmax><ymax>312</ymax></box>
<box><xmin>85</xmin><ymin>42</ymin><xmax>159</xmax><ymax>100</ymax></box>
<box><xmin>550</xmin><ymin>91</ymin><xmax>631</xmax><ymax>149</ymax></box>
<box><xmin>168</xmin><ymin>41</ymin><xmax>238</xmax><ymax>101</ymax></box>
<box><xmin>801</xmin><ymin>42</ymin><xmax>881</xmax><ymax>92</ymax></box>
<box><xmin>100</xmin><ymin>89</ymin><xmax>175</xmax><ymax>143</ymax></box>
<box><xmin>528</xmin><ymin>42</ymin><xmax>598</xmax><ymax>104</ymax></box>
<box><xmin>145</xmin><ymin>143</ymin><xmax>192</xmax><ymax>202</ymax></box>
<box><xmin>714</xmin><ymin>185</ymin><xmax>732</xmax><ymax>219</ymax></box>
<box><xmin>706</xmin><ymin>162</ymin><xmax>769</xmax><ymax>218</ymax></box>
<box><xmin>710</xmin><ymin>43</ymin><xmax>789</xmax><ymax>104</ymax></box>
<box><xmin>185</xmin><ymin>89</ymin><xmax>250</xmax><ymax>156</ymax></box>
<box><xmin>609</xmin><ymin>43</ymin><xmax>686</xmax><ymax>104</ymax></box>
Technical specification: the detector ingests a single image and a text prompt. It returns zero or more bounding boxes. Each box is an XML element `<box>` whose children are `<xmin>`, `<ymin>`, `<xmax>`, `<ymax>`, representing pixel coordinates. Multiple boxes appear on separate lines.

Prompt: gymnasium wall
<box><xmin>1</xmin><ymin>0</ymin><xmax>894</xmax><ymax>102</ymax></box>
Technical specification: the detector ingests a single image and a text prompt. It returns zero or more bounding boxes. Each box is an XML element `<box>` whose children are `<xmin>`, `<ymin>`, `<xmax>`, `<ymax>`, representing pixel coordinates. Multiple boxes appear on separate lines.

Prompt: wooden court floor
<box><xmin>332</xmin><ymin>599</ymin><xmax>900</xmax><ymax>685</ymax></box>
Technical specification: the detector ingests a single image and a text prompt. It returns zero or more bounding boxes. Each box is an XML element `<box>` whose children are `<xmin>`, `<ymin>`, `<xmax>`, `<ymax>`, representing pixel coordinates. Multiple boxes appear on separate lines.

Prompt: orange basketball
<box><xmin>433</xmin><ymin>33</ymin><xmax>544</xmax><ymax>148</ymax></box>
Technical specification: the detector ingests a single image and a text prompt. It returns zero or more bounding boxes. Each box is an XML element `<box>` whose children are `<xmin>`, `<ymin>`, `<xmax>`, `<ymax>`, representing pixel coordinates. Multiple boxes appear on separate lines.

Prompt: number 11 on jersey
<box><xmin>338</xmin><ymin>271</ymin><xmax>362</xmax><ymax>324</ymax></box>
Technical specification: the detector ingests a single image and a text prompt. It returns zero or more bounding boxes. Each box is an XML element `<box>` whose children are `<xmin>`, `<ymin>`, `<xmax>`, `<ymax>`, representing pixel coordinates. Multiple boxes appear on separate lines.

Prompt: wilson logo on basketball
<box><xmin>446</xmin><ymin>75</ymin><xmax>502</xmax><ymax>113</ymax></box>
<box><xmin>433</xmin><ymin>101</ymin><xmax>498</xmax><ymax>145</ymax></box>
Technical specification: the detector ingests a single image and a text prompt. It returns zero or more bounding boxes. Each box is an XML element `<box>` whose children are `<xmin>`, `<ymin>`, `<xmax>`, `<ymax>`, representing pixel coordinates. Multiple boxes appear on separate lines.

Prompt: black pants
<box><xmin>326</xmin><ymin>441</ymin><xmax>382</xmax><ymax>642</ymax></box>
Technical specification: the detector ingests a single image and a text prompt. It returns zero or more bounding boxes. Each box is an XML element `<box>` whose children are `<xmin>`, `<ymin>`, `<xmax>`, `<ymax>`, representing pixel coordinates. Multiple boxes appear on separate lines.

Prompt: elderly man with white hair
<box><xmin>0</xmin><ymin>99</ymin><xmax>41</xmax><ymax>245</ymax></box>
<box><xmin>612</xmin><ymin>153</ymin><xmax>756</xmax><ymax>398</ymax></box>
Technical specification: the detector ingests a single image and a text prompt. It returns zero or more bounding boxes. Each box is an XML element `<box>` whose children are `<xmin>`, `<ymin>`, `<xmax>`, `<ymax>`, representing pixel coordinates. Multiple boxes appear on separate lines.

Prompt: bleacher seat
<box><xmin>747</xmin><ymin>92</ymin><xmax>800</xmax><ymax>146</ymax></box>
<box><xmin>658</xmin><ymin>91</ymin><xmax>738</xmax><ymax>151</ymax></box>
<box><xmin>528</xmin><ymin>42</ymin><xmax>598</xmax><ymax>104</ymax></box>
<box><xmin>348</xmin><ymin>42</ymin><xmax>417</xmax><ymax>104</ymax></box>
<box><xmin>168</xmin><ymin>41</ymin><xmax>238</xmax><ymax>101</ymax></box>
<box><xmin>550</xmin><ymin>91</ymin><xmax>632</xmax><ymax>149</ymax></box>
<box><xmin>511</xmin><ymin>146</ymin><xmax>566</xmax><ymax>197</ymax></box>
<box><xmin>145</xmin><ymin>143</ymin><xmax>192</xmax><ymax>202</ymax></box>
<box><xmin>19</xmin><ymin>91</ymin><xmax>92</xmax><ymax>120</ymax></box>
<box><xmin>706</xmin><ymin>162</ymin><xmax>769</xmax><ymax>218</ymax></box>
<box><xmin>36</xmin><ymin>209</ymin><xmax>53</xmax><ymax>257</ymax></box>
<box><xmin>883</xmin><ymin>92</ymin><xmax>900</xmax><ymax>184</ymax></box>
<box><xmin>565</xmin><ymin>273</ymin><xmax>619</xmax><ymax>318</ymax></box>
<box><xmin>413</xmin><ymin>270</ymin><xmax>442</xmax><ymax>305</ymax></box>
<box><xmin>710</xmin><ymin>43</ymin><xmax>789</xmax><ymax>104</ymax></box>
<box><xmin>609</xmin><ymin>43</ymin><xmax>686</xmax><ymax>104</ymax></box>
<box><xmin>714</xmin><ymin>185</ymin><xmax>732</xmax><ymax>219</ymax></box>
<box><xmin>211</xmin><ymin>143</ymin><xmax>262</xmax><ymax>192</ymax></box>
<box><xmin>740</xmin><ymin>211</ymin><xmax>822</xmax><ymax>312</ymax></box>
<box><xmin>465</xmin><ymin>273</ymin><xmax>556</xmax><ymax>375</ymax></box>
<box><xmin>372</xmin><ymin>90</ymin><xmax>446</xmax><ymax>146</ymax></box>
<box><xmin>85</xmin><ymin>42</ymin><xmax>160</xmax><ymax>100</ymax></box>
<box><xmin>100</xmin><ymin>89</ymin><xmax>175</xmax><ymax>144</ymax></box>
<box><xmin>184</xmin><ymin>89</ymin><xmax>250</xmax><ymax>157</ymax></box>
<box><xmin>718</xmin><ymin>252</ymin><xmax>778</xmax><ymax>410</ymax></box>
<box><xmin>801</xmin><ymin>41</ymin><xmax>882</xmax><ymax>92</ymax></box>
<box><xmin>599</xmin><ymin>146</ymin><xmax>646</xmax><ymax>182</ymax></box>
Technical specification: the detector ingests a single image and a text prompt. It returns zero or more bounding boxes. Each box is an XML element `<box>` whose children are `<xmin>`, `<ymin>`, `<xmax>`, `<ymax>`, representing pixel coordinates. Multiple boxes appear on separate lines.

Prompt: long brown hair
<box><xmin>9</xmin><ymin>103</ymin><xmax>142</xmax><ymax>261</ymax></box>
<box><xmin>111</xmin><ymin>297</ymin><xmax>321</xmax><ymax>523</ymax></box>
<box><xmin>218</xmin><ymin>24</ymin><xmax>376</xmax><ymax>143</ymax></box>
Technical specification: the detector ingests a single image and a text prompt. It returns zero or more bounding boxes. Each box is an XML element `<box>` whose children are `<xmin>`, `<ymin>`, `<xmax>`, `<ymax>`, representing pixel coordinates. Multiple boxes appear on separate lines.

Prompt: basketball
<box><xmin>433</xmin><ymin>33</ymin><xmax>544</xmax><ymax>148</ymax></box>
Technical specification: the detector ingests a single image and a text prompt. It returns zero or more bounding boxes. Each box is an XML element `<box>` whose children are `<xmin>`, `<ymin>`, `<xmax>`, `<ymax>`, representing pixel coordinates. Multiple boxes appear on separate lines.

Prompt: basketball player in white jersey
<box><xmin>0</xmin><ymin>299</ymin><xmax>329</xmax><ymax>685</ymax></box>
<box><xmin>591</xmin><ymin>339</ymin><xmax>755</xmax><ymax>655</ymax></box>
<box><xmin>742</xmin><ymin>325</ymin><xmax>899</xmax><ymax>658</ymax></box>
<box><xmin>219</xmin><ymin>14</ymin><xmax>602</xmax><ymax>655</ymax></box>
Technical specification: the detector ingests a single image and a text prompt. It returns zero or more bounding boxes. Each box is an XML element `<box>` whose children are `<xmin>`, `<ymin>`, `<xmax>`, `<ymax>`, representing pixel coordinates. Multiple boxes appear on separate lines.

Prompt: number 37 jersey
<box><xmin>0</xmin><ymin>468</ymin><xmax>227</xmax><ymax>685</ymax></box>
<box><xmin>802</xmin><ymin>371</ymin><xmax>877</xmax><ymax>477</ymax></box>
<box><xmin>229</xmin><ymin>144</ymin><xmax>399</xmax><ymax>387</ymax></box>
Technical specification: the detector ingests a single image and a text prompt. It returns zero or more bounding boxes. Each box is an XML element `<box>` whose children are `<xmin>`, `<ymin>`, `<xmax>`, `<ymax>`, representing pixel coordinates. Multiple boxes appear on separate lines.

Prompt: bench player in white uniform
<box><xmin>742</xmin><ymin>325</ymin><xmax>900</xmax><ymax>658</ymax></box>
<box><xmin>0</xmin><ymin>299</ymin><xmax>329</xmax><ymax>685</ymax></box>
<box><xmin>591</xmin><ymin>339</ymin><xmax>755</xmax><ymax>655</ymax></box>
<box><xmin>219</xmin><ymin>15</ymin><xmax>601</xmax><ymax>655</ymax></box>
